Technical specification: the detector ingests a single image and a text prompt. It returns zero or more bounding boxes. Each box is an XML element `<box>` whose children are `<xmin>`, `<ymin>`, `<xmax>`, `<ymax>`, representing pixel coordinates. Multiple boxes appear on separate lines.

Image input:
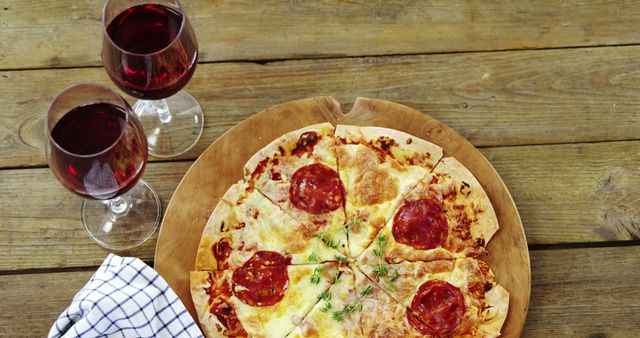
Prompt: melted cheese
<box><xmin>337</xmin><ymin>143</ymin><xmax>433</xmax><ymax>258</ymax></box>
<box><xmin>357</xmin><ymin>259</ymin><xmax>509</xmax><ymax>338</ymax></box>
<box><xmin>232</xmin><ymin>264</ymin><xmax>337</xmax><ymax>338</ymax></box>
<box><xmin>286</xmin><ymin>267</ymin><xmax>360</xmax><ymax>338</ymax></box>
<box><xmin>243</xmin><ymin>123</ymin><xmax>348</xmax><ymax>257</ymax></box>
<box><xmin>334</xmin><ymin>125</ymin><xmax>443</xmax><ymax>258</ymax></box>
<box><xmin>357</xmin><ymin>157</ymin><xmax>500</xmax><ymax>266</ymax></box>
<box><xmin>197</xmin><ymin>180</ymin><xmax>345</xmax><ymax>270</ymax></box>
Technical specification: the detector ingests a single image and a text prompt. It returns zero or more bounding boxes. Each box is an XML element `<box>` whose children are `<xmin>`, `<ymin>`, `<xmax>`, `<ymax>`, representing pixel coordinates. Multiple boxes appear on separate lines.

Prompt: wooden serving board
<box><xmin>154</xmin><ymin>97</ymin><xmax>531</xmax><ymax>337</ymax></box>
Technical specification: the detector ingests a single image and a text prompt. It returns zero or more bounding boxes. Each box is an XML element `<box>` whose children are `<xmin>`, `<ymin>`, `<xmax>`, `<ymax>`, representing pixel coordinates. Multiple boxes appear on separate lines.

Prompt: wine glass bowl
<box><xmin>47</xmin><ymin>86</ymin><xmax>147</xmax><ymax>200</ymax></box>
<box><xmin>102</xmin><ymin>0</ymin><xmax>203</xmax><ymax>158</ymax></box>
<box><xmin>102</xmin><ymin>2</ymin><xmax>197</xmax><ymax>100</ymax></box>
<box><xmin>46</xmin><ymin>82</ymin><xmax>161</xmax><ymax>250</ymax></box>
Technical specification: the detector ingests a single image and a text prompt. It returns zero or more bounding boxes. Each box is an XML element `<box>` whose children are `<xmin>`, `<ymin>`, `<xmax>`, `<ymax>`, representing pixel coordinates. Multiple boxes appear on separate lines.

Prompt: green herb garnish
<box><xmin>310</xmin><ymin>267</ymin><xmax>323</xmax><ymax>284</ymax></box>
<box><xmin>308</xmin><ymin>252</ymin><xmax>320</xmax><ymax>264</ymax></box>
<box><xmin>361</xmin><ymin>285</ymin><xmax>374</xmax><ymax>296</ymax></box>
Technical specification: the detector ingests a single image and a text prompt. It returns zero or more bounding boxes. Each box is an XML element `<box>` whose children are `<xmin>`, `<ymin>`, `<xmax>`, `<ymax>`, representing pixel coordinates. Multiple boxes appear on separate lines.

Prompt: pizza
<box><xmin>335</xmin><ymin>125</ymin><xmax>443</xmax><ymax>257</ymax></box>
<box><xmin>196</xmin><ymin>180</ymin><xmax>345</xmax><ymax>271</ymax></box>
<box><xmin>191</xmin><ymin>124</ymin><xmax>510</xmax><ymax>337</ymax></box>
<box><xmin>357</xmin><ymin>157</ymin><xmax>499</xmax><ymax>266</ymax></box>
<box><xmin>358</xmin><ymin>259</ymin><xmax>509</xmax><ymax>337</ymax></box>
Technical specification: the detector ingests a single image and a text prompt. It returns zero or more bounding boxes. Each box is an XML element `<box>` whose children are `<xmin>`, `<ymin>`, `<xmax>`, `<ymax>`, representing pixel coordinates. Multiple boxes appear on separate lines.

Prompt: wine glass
<box><xmin>101</xmin><ymin>0</ymin><xmax>203</xmax><ymax>158</ymax></box>
<box><xmin>45</xmin><ymin>82</ymin><xmax>161</xmax><ymax>250</ymax></box>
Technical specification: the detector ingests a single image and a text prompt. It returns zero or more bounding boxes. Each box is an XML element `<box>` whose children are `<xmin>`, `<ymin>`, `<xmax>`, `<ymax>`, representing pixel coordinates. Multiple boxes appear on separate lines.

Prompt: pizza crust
<box><xmin>195</xmin><ymin>180</ymin><xmax>248</xmax><ymax>271</ymax></box>
<box><xmin>433</xmin><ymin>157</ymin><xmax>500</xmax><ymax>244</ymax></box>
<box><xmin>190</xmin><ymin>271</ymin><xmax>227</xmax><ymax>338</ymax></box>
<box><xmin>479</xmin><ymin>284</ymin><xmax>510</xmax><ymax>338</ymax></box>
<box><xmin>243</xmin><ymin>122</ymin><xmax>335</xmax><ymax>178</ymax></box>
<box><xmin>335</xmin><ymin>125</ymin><xmax>443</xmax><ymax>170</ymax></box>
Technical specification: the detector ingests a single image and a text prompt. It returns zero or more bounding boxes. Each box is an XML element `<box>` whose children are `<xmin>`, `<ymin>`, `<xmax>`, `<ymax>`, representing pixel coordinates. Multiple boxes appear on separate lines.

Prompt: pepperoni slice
<box><xmin>289</xmin><ymin>163</ymin><xmax>344</xmax><ymax>214</ymax></box>
<box><xmin>232</xmin><ymin>251</ymin><xmax>290</xmax><ymax>307</ymax></box>
<box><xmin>243</xmin><ymin>250</ymin><xmax>292</xmax><ymax>268</ymax></box>
<box><xmin>407</xmin><ymin>280</ymin><xmax>466</xmax><ymax>336</ymax></box>
<box><xmin>392</xmin><ymin>198</ymin><xmax>448</xmax><ymax>250</ymax></box>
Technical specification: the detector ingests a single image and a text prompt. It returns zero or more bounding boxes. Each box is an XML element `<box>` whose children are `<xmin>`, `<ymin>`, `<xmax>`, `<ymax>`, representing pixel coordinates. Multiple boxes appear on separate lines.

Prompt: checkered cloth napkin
<box><xmin>49</xmin><ymin>254</ymin><xmax>203</xmax><ymax>338</ymax></box>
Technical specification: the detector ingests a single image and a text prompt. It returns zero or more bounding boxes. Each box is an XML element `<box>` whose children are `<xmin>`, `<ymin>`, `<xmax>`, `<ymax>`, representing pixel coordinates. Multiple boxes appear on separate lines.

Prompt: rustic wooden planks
<box><xmin>484</xmin><ymin>140</ymin><xmax>640</xmax><ymax>244</ymax></box>
<box><xmin>3</xmin><ymin>46</ymin><xmax>640</xmax><ymax>169</ymax></box>
<box><xmin>0</xmin><ymin>270</ymin><xmax>95</xmax><ymax>337</ymax></box>
<box><xmin>0</xmin><ymin>162</ymin><xmax>191</xmax><ymax>271</ymax></box>
<box><xmin>523</xmin><ymin>246</ymin><xmax>640</xmax><ymax>337</ymax></box>
<box><xmin>1</xmin><ymin>246</ymin><xmax>637</xmax><ymax>337</ymax></box>
<box><xmin>2</xmin><ymin>0</ymin><xmax>640</xmax><ymax>70</ymax></box>
<box><xmin>1</xmin><ymin>140</ymin><xmax>638</xmax><ymax>271</ymax></box>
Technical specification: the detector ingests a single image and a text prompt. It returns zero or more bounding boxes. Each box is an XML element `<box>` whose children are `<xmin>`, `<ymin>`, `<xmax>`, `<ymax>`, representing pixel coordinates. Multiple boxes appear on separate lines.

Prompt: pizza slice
<box><xmin>358</xmin><ymin>157</ymin><xmax>499</xmax><ymax>265</ymax></box>
<box><xmin>191</xmin><ymin>260</ymin><xmax>339</xmax><ymax>338</ymax></box>
<box><xmin>244</xmin><ymin>123</ymin><xmax>347</xmax><ymax>256</ymax></box>
<box><xmin>334</xmin><ymin>125</ymin><xmax>443</xmax><ymax>257</ymax></box>
<box><xmin>286</xmin><ymin>265</ymin><xmax>362</xmax><ymax>338</ymax></box>
<box><xmin>353</xmin><ymin>265</ymin><xmax>427</xmax><ymax>337</ymax></box>
<box><xmin>196</xmin><ymin>180</ymin><xmax>345</xmax><ymax>271</ymax></box>
<box><xmin>359</xmin><ymin>258</ymin><xmax>509</xmax><ymax>337</ymax></box>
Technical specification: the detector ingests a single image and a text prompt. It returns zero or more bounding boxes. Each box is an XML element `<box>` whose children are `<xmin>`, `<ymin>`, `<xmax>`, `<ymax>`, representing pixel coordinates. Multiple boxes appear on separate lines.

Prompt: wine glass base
<box><xmin>82</xmin><ymin>179</ymin><xmax>161</xmax><ymax>251</ymax></box>
<box><xmin>133</xmin><ymin>91</ymin><xmax>204</xmax><ymax>158</ymax></box>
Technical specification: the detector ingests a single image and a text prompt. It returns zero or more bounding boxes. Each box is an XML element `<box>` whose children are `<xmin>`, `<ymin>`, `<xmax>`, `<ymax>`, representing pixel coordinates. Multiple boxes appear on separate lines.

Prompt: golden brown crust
<box><xmin>195</xmin><ymin>180</ymin><xmax>248</xmax><ymax>271</ymax></box>
<box><xmin>432</xmin><ymin>157</ymin><xmax>500</xmax><ymax>244</ymax></box>
<box><xmin>479</xmin><ymin>284</ymin><xmax>510</xmax><ymax>338</ymax></box>
<box><xmin>335</xmin><ymin>125</ymin><xmax>443</xmax><ymax>170</ymax></box>
<box><xmin>190</xmin><ymin>271</ymin><xmax>227</xmax><ymax>338</ymax></box>
<box><xmin>243</xmin><ymin>122</ymin><xmax>335</xmax><ymax>178</ymax></box>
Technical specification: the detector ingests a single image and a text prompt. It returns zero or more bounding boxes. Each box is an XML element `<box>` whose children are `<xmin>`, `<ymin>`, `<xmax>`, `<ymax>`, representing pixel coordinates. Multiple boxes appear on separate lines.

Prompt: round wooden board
<box><xmin>154</xmin><ymin>97</ymin><xmax>531</xmax><ymax>337</ymax></box>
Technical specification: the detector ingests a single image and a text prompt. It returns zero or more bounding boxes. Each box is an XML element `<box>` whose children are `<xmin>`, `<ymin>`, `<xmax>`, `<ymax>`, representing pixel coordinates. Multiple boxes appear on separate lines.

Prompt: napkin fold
<box><xmin>49</xmin><ymin>254</ymin><xmax>203</xmax><ymax>338</ymax></box>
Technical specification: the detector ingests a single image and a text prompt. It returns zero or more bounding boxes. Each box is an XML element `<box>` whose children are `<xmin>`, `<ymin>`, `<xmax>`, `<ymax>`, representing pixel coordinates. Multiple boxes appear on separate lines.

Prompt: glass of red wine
<box><xmin>45</xmin><ymin>82</ymin><xmax>161</xmax><ymax>250</ymax></box>
<box><xmin>102</xmin><ymin>0</ymin><xmax>203</xmax><ymax>158</ymax></box>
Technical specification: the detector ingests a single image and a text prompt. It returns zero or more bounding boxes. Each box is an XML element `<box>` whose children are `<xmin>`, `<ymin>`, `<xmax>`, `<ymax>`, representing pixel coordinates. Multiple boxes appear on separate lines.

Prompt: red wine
<box><xmin>49</xmin><ymin>103</ymin><xmax>147</xmax><ymax>200</ymax></box>
<box><xmin>104</xmin><ymin>3</ymin><xmax>198</xmax><ymax>100</ymax></box>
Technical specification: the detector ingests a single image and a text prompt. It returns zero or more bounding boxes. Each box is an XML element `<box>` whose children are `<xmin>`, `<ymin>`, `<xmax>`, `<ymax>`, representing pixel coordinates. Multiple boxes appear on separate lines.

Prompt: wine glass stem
<box><xmin>135</xmin><ymin>99</ymin><xmax>173</xmax><ymax>124</ymax></box>
<box><xmin>109</xmin><ymin>196</ymin><xmax>130</xmax><ymax>215</ymax></box>
<box><xmin>155</xmin><ymin>99</ymin><xmax>172</xmax><ymax>124</ymax></box>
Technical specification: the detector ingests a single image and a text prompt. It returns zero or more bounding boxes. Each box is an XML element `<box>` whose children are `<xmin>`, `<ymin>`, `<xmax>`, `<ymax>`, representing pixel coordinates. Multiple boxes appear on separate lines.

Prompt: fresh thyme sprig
<box><xmin>319</xmin><ymin>290</ymin><xmax>331</xmax><ymax>301</ymax></box>
<box><xmin>319</xmin><ymin>290</ymin><xmax>332</xmax><ymax>312</ymax></box>
<box><xmin>310</xmin><ymin>267</ymin><xmax>322</xmax><ymax>284</ymax></box>
<box><xmin>371</xmin><ymin>235</ymin><xmax>399</xmax><ymax>292</ymax></box>
<box><xmin>361</xmin><ymin>285</ymin><xmax>374</xmax><ymax>297</ymax></box>
<box><xmin>315</xmin><ymin>232</ymin><xmax>341</xmax><ymax>249</ymax></box>
<box><xmin>308</xmin><ymin>252</ymin><xmax>320</xmax><ymax>264</ymax></box>
<box><xmin>372</xmin><ymin>234</ymin><xmax>387</xmax><ymax>258</ymax></box>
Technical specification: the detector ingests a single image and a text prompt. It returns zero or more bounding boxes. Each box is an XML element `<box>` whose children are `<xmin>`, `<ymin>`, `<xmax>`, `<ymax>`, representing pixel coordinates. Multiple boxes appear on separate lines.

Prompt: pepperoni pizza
<box><xmin>191</xmin><ymin>124</ymin><xmax>509</xmax><ymax>337</ymax></box>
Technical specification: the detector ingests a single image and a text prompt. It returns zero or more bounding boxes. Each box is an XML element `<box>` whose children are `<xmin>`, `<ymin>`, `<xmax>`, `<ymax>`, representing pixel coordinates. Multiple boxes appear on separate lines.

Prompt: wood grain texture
<box><xmin>483</xmin><ymin>140</ymin><xmax>640</xmax><ymax>244</ymax></box>
<box><xmin>2</xmin><ymin>0</ymin><xmax>640</xmax><ymax>70</ymax></box>
<box><xmin>1</xmin><ymin>246</ymin><xmax>637</xmax><ymax>337</ymax></box>
<box><xmin>523</xmin><ymin>246</ymin><xmax>640</xmax><ymax>337</ymax></box>
<box><xmin>0</xmin><ymin>270</ymin><xmax>95</xmax><ymax>337</ymax></box>
<box><xmin>2</xmin><ymin>139</ymin><xmax>637</xmax><ymax>271</ymax></box>
<box><xmin>0</xmin><ymin>161</ymin><xmax>191</xmax><ymax>271</ymax></box>
<box><xmin>3</xmin><ymin>46</ymin><xmax>640</xmax><ymax>168</ymax></box>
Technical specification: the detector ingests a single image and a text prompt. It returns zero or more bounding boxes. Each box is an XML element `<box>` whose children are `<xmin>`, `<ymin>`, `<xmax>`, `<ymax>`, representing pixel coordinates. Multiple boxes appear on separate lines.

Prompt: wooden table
<box><xmin>1</xmin><ymin>1</ymin><xmax>639</xmax><ymax>336</ymax></box>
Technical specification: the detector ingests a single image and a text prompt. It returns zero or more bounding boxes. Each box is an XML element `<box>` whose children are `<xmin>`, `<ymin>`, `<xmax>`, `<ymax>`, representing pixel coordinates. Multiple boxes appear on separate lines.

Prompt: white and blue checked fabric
<box><xmin>49</xmin><ymin>254</ymin><xmax>203</xmax><ymax>338</ymax></box>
